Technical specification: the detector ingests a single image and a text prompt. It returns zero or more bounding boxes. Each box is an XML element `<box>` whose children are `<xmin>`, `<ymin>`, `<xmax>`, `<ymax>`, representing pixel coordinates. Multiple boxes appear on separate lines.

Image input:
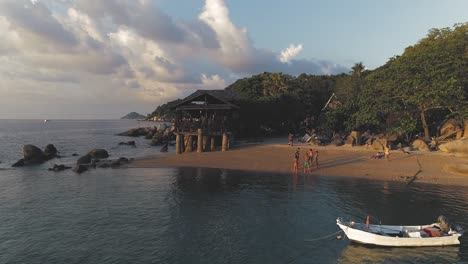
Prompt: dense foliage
<box><xmin>149</xmin><ymin>23</ymin><xmax>467</xmax><ymax>139</ymax></box>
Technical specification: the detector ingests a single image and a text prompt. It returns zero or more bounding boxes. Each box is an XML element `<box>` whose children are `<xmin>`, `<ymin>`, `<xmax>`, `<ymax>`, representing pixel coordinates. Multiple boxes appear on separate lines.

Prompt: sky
<box><xmin>0</xmin><ymin>0</ymin><xmax>466</xmax><ymax>119</ymax></box>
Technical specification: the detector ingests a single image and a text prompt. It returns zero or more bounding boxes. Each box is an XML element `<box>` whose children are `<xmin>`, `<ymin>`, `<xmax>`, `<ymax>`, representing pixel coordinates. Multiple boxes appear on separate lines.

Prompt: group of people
<box><xmin>293</xmin><ymin>147</ymin><xmax>319</xmax><ymax>174</ymax></box>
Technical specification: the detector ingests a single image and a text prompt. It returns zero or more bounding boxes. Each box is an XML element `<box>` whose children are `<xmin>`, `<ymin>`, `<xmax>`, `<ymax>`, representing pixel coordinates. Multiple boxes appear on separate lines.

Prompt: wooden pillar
<box><xmin>222</xmin><ymin>132</ymin><xmax>228</xmax><ymax>152</ymax></box>
<box><xmin>176</xmin><ymin>134</ymin><xmax>182</xmax><ymax>154</ymax></box>
<box><xmin>185</xmin><ymin>135</ymin><xmax>193</xmax><ymax>153</ymax></box>
<box><xmin>203</xmin><ymin>136</ymin><xmax>209</xmax><ymax>151</ymax></box>
<box><xmin>210</xmin><ymin>136</ymin><xmax>215</xmax><ymax>151</ymax></box>
<box><xmin>464</xmin><ymin>122</ymin><xmax>468</xmax><ymax>138</ymax></box>
<box><xmin>197</xmin><ymin>129</ymin><xmax>203</xmax><ymax>153</ymax></box>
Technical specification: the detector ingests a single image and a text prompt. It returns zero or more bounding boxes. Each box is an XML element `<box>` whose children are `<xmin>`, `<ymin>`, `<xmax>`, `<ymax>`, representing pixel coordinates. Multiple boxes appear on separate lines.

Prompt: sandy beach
<box><xmin>131</xmin><ymin>138</ymin><xmax>468</xmax><ymax>186</ymax></box>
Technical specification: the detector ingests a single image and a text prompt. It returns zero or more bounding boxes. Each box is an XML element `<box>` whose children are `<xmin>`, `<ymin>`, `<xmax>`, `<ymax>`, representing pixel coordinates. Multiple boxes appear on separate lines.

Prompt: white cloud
<box><xmin>201</xmin><ymin>74</ymin><xmax>226</xmax><ymax>90</ymax></box>
<box><xmin>279</xmin><ymin>44</ymin><xmax>303</xmax><ymax>63</ymax></box>
<box><xmin>0</xmin><ymin>0</ymin><xmax>348</xmax><ymax>119</ymax></box>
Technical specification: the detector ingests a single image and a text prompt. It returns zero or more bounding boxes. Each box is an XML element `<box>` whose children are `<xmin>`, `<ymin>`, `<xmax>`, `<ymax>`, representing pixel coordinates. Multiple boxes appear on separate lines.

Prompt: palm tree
<box><xmin>351</xmin><ymin>62</ymin><xmax>365</xmax><ymax>78</ymax></box>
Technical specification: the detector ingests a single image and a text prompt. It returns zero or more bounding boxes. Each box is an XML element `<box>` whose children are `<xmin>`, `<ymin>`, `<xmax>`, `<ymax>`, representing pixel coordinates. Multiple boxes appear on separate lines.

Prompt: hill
<box><xmin>120</xmin><ymin>112</ymin><xmax>146</xmax><ymax>120</ymax></box>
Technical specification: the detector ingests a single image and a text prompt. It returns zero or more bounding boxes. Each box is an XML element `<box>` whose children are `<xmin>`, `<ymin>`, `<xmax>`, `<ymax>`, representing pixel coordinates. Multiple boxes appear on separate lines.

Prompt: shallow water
<box><xmin>0</xmin><ymin>167</ymin><xmax>466</xmax><ymax>264</ymax></box>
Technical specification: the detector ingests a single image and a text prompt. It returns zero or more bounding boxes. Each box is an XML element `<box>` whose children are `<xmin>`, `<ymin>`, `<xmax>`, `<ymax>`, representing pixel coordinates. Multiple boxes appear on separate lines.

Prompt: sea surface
<box><xmin>0</xmin><ymin>120</ymin><xmax>467</xmax><ymax>263</ymax></box>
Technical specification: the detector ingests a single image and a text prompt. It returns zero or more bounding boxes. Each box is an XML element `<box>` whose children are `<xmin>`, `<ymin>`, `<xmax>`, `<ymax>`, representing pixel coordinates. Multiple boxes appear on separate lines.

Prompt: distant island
<box><xmin>120</xmin><ymin>112</ymin><xmax>146</xmax><ymax>120</ymax></box>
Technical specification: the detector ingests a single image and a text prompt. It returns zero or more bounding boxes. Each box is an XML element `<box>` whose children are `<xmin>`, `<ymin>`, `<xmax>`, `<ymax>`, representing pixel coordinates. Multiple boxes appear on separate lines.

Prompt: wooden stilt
<box><xmin>210</xmin><ymin>136</ymin><xmax>215</xmax><ymax>151</ymax></box>
<box><xmin>185</xmin><ymin>135</ymin><xmax>193</xmax><ymax>153</ymax></box>
<box><xmin>203</xmin><ymin>136</ymin><xmax>209</xmax><ymax>151</ymax></box>
<box><xmin>176</xmin><ymin>134</ymin><xmax>181</xmax><ymax>154</ymax></box>
<box><xmin>222</xmin><ymin>132</ymin><xmax>228</xmax><ymax>152</ymax></box>
<box><xmin>197</xmin><ymin>129</ymin><xmax>203</xmax><ymax>153</ymax></box>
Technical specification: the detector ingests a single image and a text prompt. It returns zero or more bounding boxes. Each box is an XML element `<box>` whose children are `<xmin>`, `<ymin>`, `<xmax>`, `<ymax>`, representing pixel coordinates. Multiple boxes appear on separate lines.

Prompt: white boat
<box><xmin>336</xmin><ymin>217</ymin><xmax>463</xmax><ymax>247</ymax></box>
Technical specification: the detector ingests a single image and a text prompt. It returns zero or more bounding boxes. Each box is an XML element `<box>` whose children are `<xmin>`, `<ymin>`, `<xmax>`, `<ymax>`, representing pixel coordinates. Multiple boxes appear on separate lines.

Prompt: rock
<box><xmin>371</xmin><ymin>138</ymin><xmax>388</xmax><ymax>151</ymax></box>
<box><xmin>386</xmin><ymin>134</ymin><xmax>398</xmax><ymax>142</ymax></box>
<box><xmin>118</xmin><ymin>157</ymin><xmax>129</xmax><ymax>164</ymax></box>
<box><xmin>98</xmin><ymin>163</ymin><xmax>110</xmax><ymax>168</ymax></box>
<box><xmin>110</xmin><ymin>160</ymin><xmax>121</xmax><ymax>168</ymax></box>
<box><xmin>72</xmin><ymin>164</ymin><xmax>88</xmax><ymax>174</ymax></box>
<box><xmin>48</xmin><ymin>164</ymin><xmax>72</xmax><ymax>172</ymax></box>
<box><xmin>439</xmin><ymin>138</ymin><xmax>468</xmax><ymax>154</ymax></box>
<box><xmin>72</xmin><ymin>153</ymin><xmax>79</xmax><ymax>157</ymax></box>
<box><xmin>23</xmin><ymin>144</ymin><xmax>47</xmax><ymax>163</ymax></box>
<box><xmin>151</xmin><ymin>131</ymin><xmax>164</xmax><ymax>146</ymax></box>
<box><xmin>88</xmin><ymin>149</ymin><xmax>109</xmax><ymax>159</ymax></box>
<box><xmin>440</xmin><ymin>118</ymin><xmax>462</xmax><ymax>138</ymax></box>
<box><xmin>44</xmin><ymin>144</ymin><xmax>58</xmax><ymax>157</ymax></box>
<box><xmin>403</xmin><ymin>147</ymin><xmax>412</xmax><ymax>153</ymax></box>
<box><xmin>118</xmin><ymin>141</ymin><xmax>136</xmax><ymax>146</ymax></box>
<box><xmin>412</xmin><ymin>139</ymin><xmax>430</xmax><ymax>152</ymax></box>
<box><xmin>117</xmin><ymin>127</ymin><xmax>149</xmax><ymax>137</ymax></box>
<box><xmin>345</xmin><ymin>131</ymin><xmax>359</xmax><ymax>146</ymax></box>
<box><xmin>12</xmin><ymin>159</ymin><xmax>25</xmax><ymax>167</ymax></box>
<box><xmin>160</xmin><ymin>143</ymin><xmax>168</xmax><ymax>152</ymax></box>
<box><xmin>76</xmin><ymin>154</ymin><xmax>92</xmax><ymax>165</ymax></box>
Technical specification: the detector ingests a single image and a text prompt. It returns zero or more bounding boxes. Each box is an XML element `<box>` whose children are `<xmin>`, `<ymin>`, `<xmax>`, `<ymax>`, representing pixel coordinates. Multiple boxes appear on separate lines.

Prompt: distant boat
<box><xmin>336</xmin><ymin>217</ymin><xmax>463</xmax><ymax>247</ymax></box>
<box><xmin>43</xmin><ymin>119</ymin><xmax>49</xmax><ymax>123</ymax></box>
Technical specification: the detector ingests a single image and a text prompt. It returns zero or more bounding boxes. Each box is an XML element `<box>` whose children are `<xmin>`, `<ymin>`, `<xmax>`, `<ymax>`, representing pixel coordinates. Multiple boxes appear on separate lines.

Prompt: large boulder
<box><xmin>76</xmin><ymin>154</ymin><xmax>92</xmax><ymax>165</ymax></box>
<box><xmin>151</xmin><ymin>131</ymin><xmax>164</xmax><ymax>146</ymax></box>
<box><xmin>412</xmin><ymin>139</ymin><xmax>430</xmax><ymax>152</ymax></box>
<box><xmin>117</xmin><ymin>127</ymin><xmax>149</xmax><ymax>137</ymax></box>
<box><xmin>88</xmin><ymin>149</ymin><xmax>109</xmax><ymax>159</ymax></box>
<box><xmin>371</xmin><ymin>138</ymin><xmax>388</xmax><ymax>151</ymax></box>
<box><xmin>44</xmin><ymin>144</ymin><xmax>58</xmax><ymax>158</ymax></box>
<box><xmin>23</xmin><ymin>144</ymin><xmax>47</xmax><ymax>163</ymax></box>
<box><xmin>440</xmin><ymin>118</ymin><xmax>462</xmax><ymax>138</ymax></box>
<box><xmin>118</xmin><ymin>141</ymin><xmax>136</xmax><ymax>146</ymax></box>
<box><xmin>439</xmin><ymin>138</ymin><xmax>468</xmax><ymax>154</ymax></box>
<box><xmin>345</xmin><ymin>131</ymin><xmax>359</xmax><ymax>146</ymax></box>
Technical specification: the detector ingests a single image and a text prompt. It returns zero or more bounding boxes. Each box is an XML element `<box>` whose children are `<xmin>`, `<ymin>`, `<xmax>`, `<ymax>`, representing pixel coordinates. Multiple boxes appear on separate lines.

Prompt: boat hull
<box><xmin>337</xmin><ymin>219</ymin><xmax>462</xmax><ymax>247</ymax></box>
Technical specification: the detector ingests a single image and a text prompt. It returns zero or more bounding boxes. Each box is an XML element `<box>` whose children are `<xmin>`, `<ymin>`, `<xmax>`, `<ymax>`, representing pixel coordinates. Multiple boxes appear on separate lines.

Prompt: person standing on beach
<box><xmin>295</xmin><ymin>148</ymin><xmax>300</xmax><ymax>160</ymax></box>
<box><xmin>308</xmin><ymin>148</ymin><xmax>314</xmax><ymax>166</ymax></box>
<box><xmin>289</xmin><ymin>133</ymin><xmax>294</xmax><ymax>146</ymax></box>
<box><xmin>384</xmin><ymin>147</ymin><xmax>390</xmax><ymax>161</ymax></box>
<box><xmin>293</xmin><ymin>157</ymin><xmax>298</xmax><ymax>175</ymax></box>
<box><xmin>303</xmin><ymin>154</ymin><xmax>311</xmax><ymax>173</ymax></box>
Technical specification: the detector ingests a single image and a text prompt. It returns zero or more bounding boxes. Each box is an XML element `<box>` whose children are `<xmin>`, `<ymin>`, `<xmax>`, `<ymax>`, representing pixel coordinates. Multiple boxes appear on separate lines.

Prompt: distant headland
<box><xmin>120</xmin><ymin>112</ymin><xmax>146</xmax><ymax>120</ymax></box>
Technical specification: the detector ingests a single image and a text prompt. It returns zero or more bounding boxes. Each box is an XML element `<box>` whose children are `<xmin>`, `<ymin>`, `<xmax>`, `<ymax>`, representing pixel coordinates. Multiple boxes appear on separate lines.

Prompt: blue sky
<box><xmin>0</xmin><ymin>0</ymin><xmax>466</xmax><ymax>119</ymax></box>
<box><xmin>160</xmin><ymin>0</ymin><xmax>467</xmax><ymax>69</ymax></box>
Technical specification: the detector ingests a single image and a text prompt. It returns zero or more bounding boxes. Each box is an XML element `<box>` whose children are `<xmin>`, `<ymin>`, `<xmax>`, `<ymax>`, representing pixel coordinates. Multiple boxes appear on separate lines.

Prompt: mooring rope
<box><xmin>304</xmin><ymin>229</ymin><xmax>344</xmax><ymax>242</ymax></box>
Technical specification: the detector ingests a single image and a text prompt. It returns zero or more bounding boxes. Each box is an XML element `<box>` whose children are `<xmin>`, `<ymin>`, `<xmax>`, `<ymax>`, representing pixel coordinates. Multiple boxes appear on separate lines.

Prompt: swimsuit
<box><xmin>304</xmin><ymin>161</ymin><xmax>310</xmax><ymax>167</ymax></box>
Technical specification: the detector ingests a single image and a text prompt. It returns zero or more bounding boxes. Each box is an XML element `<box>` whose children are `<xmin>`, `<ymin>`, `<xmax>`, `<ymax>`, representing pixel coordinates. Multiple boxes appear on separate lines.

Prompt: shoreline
<box><xmin>130</xmin><ymin>138</ymin><xmax>468</xmax><ymax>187</ymax></box>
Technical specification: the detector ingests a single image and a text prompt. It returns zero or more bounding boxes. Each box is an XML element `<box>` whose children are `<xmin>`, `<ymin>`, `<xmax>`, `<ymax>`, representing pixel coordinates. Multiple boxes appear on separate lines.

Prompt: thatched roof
<box><xmin>171</xmin><ymin>90</ymin><xmax>240</xmax><ymax>111</ymax></box>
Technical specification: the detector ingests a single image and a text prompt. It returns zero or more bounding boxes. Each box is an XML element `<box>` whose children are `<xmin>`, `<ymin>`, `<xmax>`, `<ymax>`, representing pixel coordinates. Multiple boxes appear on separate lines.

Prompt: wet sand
<box><xmin>131</xmin><ymin>138</ymin><xmax>468</xmax><ymax>186</ymax></box>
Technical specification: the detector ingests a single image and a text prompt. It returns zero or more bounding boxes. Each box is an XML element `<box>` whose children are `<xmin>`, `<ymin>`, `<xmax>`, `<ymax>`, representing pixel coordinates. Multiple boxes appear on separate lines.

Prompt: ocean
<box><xmin>0</xmin><ymin>120</ymin><xmax>467</xmax><ymax>263</ymax></box>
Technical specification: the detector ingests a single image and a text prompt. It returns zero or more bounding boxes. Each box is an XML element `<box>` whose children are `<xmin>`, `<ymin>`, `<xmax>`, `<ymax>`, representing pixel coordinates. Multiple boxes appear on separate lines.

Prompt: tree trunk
<box><xmin>420</xmin><ymin>109</ymin><xmax>430</xmax><ymax>141</ymax></box>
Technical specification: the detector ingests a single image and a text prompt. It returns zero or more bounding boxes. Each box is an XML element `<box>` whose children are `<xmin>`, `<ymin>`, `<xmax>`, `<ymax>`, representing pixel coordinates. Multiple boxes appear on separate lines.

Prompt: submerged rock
<box><xmin>88</xmin><ymin>149</ymin><xmax>109</xmax><ymax>159</ymax></box>
<box><xmin>76</xmin><ymin>154</ymin><xmax>92</xmax><ymax>165</ymax></box>
<box><xmin>72</xmin><ymin>164</ymin><xmax>88</xmax><ymax>174</ymax></box>
<box><xmin>118</xmin><ymin>141</ymin><xmax>136</xmax><ymax>146</ymax></box>
<box><xmin>48</xmin><ymin>164</ymin><xmax>72</xmax><ymax>172</ymax></box>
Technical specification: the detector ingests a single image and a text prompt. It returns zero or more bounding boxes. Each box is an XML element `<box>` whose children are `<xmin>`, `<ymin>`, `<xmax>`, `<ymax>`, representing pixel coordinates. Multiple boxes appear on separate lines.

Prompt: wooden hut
<box><xmin>171</xmin><ymin>90</ymin><xmax>239</xmax><ymax>154</ymax></box>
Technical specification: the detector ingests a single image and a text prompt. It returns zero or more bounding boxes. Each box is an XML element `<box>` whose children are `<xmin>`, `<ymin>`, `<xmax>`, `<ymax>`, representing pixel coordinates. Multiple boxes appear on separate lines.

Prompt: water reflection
<box><xmin>338</xmin><ymin>244</ymin><xmax>461</xmax><ymax>264</ymax></box>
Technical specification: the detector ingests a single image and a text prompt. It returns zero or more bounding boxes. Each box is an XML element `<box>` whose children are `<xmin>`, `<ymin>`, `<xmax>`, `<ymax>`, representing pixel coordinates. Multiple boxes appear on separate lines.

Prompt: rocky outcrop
<box><xmin>48</xmin><ymin>164</ymin><xmax>72</xmax><ymax>172</ymax></box>
<box><xmin>117</xmin><ymin>127</ymin><xmax>155</xmax><ymax>137</ymax></box>
<box><xmin>439</xmin><ymin>138</ymin><xmax>468</xmax><ymax>154</ymax></box>
<box><xmin>72</xmin><ymin>164</ymin><xmax>88</xmax><ymax>174</ymax></box>
<box><xmin>76</xmin><ymin>154</ymin><xmax>92</xmax><ymax>165</ymax></box>
<box><xmin>345</xmin><ymin>131</ymin><xmax>359</xmax><ymax>146</ymax></box>
<box><xmin>88</xmin><ymin>149</ymin><xmax>109</xmax><ymax>159</ymax></box>
<box><xmin>412</xmin><ymin>139</ymin><xmax>430</xmax><ymax>152</ymax></box>
<box><xmin>439</xmin><ymin>118</ymin><xmax>462</xmax><ymax>138</ymax></box>
<box><xmin>23</xmin><ymin>144</ymin><xmax>48</xmax><ymax>163</ymax></box>
<box><xmin>118</xmin><ymin>141</ymin><xmax>136</xmax><ymax>146</ymax></box>
<box><xmin>371</xmin><ymin>137</ymin><xmax>388</xmax><ymax>151</ymax></box>
<box><xmin>151</xmin><ymin>131</ymin><xmax>164</xmax><ymax>146</ymax></box>
<box><xmin>44</xmin><ymin>144</ymin><xmax>58</xmax><ymax>158</ymax></box>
